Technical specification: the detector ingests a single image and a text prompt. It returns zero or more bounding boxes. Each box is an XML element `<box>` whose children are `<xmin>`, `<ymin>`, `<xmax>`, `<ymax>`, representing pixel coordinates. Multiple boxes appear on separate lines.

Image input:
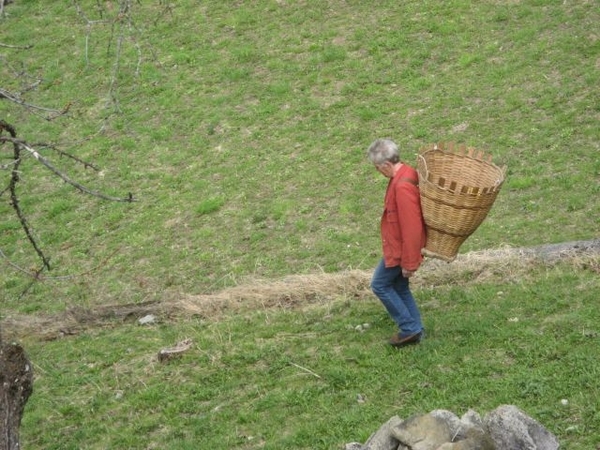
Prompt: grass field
<box><xmin>1</xmin><ymin>1</ymin><xmax>599</xmax><ymax>448</ymax></box>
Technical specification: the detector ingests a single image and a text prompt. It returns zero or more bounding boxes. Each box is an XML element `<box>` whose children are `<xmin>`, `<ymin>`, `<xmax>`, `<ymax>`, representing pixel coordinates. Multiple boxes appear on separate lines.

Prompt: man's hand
<box><xmin>402</xmin><ymin>268</ymin><xmax>416</xmax><ymax>278</ymax></box>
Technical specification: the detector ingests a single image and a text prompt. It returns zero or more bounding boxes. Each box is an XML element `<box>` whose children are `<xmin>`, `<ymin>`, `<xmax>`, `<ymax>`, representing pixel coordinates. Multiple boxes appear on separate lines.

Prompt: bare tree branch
<box><xmin>0</xmin><ymin>120</ymin><xmax>135</xmax><ymax>271</ymax></box>
<box><xmin>0</xmin><ymin>248</ymin><xmax>46</xmax><ymax>280</ymax></box>
<box><xmin>73</xmin><ymin>0</ymin><xmax>161</xmax><ymax>113</ymax></box>
<box><xmin>0</xmin><ymin>87</ymin><xmax>69</xmax><ymax>119</ymax></box>
<box><xmin>0</xmin><ymin>136</ymin><xmax>135</xmax><ymax>203</ymax></box>
<box><xmin>0</xmin><ymin>0</ymin><xmax>167</xmax><ymax>277</ymax></box>
<box><xmin>0</xmin><ymin>120</ymin><xmax>52</xmax><ymax>269</ymax></box>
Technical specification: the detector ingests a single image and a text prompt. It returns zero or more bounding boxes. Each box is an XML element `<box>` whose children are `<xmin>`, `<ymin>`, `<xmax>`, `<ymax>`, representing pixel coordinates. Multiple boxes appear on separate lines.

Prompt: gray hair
<box><xmin>366</xmin><ymin>138</ymin><xmax>401</xmax><ymax>165</ymax></box>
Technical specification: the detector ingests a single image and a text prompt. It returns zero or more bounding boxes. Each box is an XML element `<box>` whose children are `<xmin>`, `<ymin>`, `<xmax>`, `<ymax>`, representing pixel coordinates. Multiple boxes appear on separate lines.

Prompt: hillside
<box><xmin>1</xmin><ymin>2</ymin><xmax>599</xmax><ymax>448</ymax></box>
<box><xmin>1</xmin><ymin>1</ymin><xmax>598</xmax><ymax>312</ymax></box>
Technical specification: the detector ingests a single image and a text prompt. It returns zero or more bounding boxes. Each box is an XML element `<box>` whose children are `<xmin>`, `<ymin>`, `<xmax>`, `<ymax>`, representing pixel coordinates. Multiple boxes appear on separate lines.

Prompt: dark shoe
<box><xmin>389</xmin><ymin>331</ymin><xmax>422</xmax><ymax>348</ymax></box>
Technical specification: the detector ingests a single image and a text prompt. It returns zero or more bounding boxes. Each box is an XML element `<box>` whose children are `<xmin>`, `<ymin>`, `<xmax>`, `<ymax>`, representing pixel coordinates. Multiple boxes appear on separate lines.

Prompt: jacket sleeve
<box><xmin>395</xmin><ymin>182</ymin><xmax>425</xmax><ymax>271</ymax></box>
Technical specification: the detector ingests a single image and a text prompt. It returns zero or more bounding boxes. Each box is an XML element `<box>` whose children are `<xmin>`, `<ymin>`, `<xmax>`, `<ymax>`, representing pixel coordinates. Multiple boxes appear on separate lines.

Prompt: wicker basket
<box><xmin>416</xmin><ymin>142</ymin><xmax>507</xmax><ymax>262</ymax></box>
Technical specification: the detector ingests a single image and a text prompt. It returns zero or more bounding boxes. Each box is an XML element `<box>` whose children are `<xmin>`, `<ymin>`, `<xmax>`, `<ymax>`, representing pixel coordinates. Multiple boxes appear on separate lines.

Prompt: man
<box><xmin>367</xmin><ymin>138</ymin><xmax>427</xmax><ymax>348</ymax></box>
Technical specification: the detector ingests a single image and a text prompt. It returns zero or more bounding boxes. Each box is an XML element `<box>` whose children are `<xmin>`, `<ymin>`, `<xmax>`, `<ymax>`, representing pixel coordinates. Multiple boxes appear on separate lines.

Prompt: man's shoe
<box><xmin>389</xmin><ymin>331</ymin><xmax>422</xmax><ymax>348</ymax></box>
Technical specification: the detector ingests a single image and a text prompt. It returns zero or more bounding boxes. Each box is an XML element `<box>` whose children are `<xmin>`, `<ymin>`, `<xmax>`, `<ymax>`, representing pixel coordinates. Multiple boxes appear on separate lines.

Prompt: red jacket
<box><xmin>380</xmin><ymin>164</ymin><xmax>426</xmax><ymax>270</ymax></box>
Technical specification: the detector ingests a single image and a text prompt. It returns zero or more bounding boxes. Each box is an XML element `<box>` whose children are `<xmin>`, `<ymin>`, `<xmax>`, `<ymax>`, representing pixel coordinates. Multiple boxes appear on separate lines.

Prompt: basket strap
<box><xmin>398</xmin><ymin>176</ymin><xmax>418</xmax><ymax>186</ymax></box>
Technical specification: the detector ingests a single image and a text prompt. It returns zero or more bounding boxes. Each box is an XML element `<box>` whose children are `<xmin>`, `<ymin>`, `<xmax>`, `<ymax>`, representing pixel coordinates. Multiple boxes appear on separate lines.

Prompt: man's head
<box><xmin>367</xmin><ymin>138</ymin><xmax>401</xmax><ymax>178</ymax></box>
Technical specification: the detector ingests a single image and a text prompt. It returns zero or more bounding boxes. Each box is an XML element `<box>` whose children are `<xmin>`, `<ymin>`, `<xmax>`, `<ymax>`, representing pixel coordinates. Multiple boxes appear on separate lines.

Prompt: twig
<box><xmin>1</xmin><ymin>137</ymin><xmax>136</xmax><ymax>203</ymax></box>
<box><xmin>0</xmin><ymin>248</ymin><xmax>45</xmax><ymax>279</ymax></box>
<box><xmin>0</xmin><ymin>159</ymin><xmax>19</xmax><ymax>170</ymax></box>
<box><xmin>74</xmin><ymin>0</ymin><xmax>161</xmax><ymax>111</ymax></box>
<box><xmin>451</xmin><ymin>426</ymin><xmax>462</xmax><ymax>442</ymax></box>
<box><xmin>40</xmin><ymin>143</ymin><xmax>101</xmax><ymax>171</ymax></box>
<box><xmin>0</xmin><ymin>246</ymin><xmax>121</xmax><ymax>281</ymax></box>
<box><xmin>289</xmin><ymin>362</ymin><xmax>322</xmax><ymax>379</ymax></box>
<box><xmin>0</xmin><ymin>43</ymin><xmax>34</xmax><ymax>50</ymax></box>
<box><xmin>0</xmin><ymin>87</ymin><xmax>67</xmax><ymax>120</ymax></box>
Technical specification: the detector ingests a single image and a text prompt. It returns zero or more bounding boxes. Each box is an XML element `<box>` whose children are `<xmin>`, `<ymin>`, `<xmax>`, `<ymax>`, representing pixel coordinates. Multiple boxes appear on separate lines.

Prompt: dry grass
<box><xmin>3</xmin><ymin>240</ymin><xmax>598</xmax><ymax>342</ymax></box>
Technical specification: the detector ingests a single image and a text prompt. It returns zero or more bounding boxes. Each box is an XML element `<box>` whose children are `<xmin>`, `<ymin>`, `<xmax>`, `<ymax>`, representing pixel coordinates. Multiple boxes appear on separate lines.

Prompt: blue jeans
<box><xmin>371</xmin><ymin>258</ymin><xmax>423</xmax><ymax>334</ymax></box>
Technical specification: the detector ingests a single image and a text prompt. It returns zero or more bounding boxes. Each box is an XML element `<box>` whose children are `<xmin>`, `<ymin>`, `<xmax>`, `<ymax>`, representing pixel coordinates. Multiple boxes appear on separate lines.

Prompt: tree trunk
<box><xmin>0</xmin><ymin>342</ymin><xmax>33</xmax><ymax>450</ymax></box>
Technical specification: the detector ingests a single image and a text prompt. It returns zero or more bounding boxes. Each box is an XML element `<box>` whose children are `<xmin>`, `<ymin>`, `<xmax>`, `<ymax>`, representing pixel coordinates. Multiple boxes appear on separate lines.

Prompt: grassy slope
<box><xmin>19</xmin><ymin>259</ymin><xmax>600</xmax><ymax>449</ymax></box>
<box><xmin>1</xmin><ymin>0</ymin><xmax>599</xmax><ymax>448</ymax></box>
<box><xmin>1</xmin><ymin>0</ymin><xmax>598</xmax><ymax>309</ymax></box>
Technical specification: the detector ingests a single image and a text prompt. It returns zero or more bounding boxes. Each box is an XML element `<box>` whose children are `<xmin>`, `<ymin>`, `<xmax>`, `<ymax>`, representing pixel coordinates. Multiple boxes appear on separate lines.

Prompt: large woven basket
<box><xmin>417</xmin><ymin>142</ymin><xmax>507</xmax><ymax>262</ymax></box>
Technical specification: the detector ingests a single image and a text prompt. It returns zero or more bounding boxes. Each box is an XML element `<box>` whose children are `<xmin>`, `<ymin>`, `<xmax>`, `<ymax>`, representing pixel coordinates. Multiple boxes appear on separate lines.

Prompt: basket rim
<box><xmin>417</xmin><ymin>145</ymin><xmax>507</xmax><ymax>195</ymax></box>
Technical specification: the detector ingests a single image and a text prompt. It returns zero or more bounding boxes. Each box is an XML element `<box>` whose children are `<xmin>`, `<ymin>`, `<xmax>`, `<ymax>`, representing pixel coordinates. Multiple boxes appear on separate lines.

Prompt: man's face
<box><xmin>375</xmin><ymin>162</ymin><xmax>394</xmax><ymax>178</ymax></box>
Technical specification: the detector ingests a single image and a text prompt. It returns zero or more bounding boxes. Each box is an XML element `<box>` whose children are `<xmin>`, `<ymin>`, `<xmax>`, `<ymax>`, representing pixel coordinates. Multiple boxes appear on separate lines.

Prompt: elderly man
<box><xmin>367</xmin><ymin>138</ymin><xmax>427</xmax><ymax>348</ymax></box>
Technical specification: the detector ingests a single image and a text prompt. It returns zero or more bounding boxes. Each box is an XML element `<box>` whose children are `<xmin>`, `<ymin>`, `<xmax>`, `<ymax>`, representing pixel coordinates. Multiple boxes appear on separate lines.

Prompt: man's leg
<box><xmin>392</xmin><ymin>275</ymin><xmax>424</xmax><ymax>333</ymax></box>
<box><xmin>370</xmin><ymin>259</ymin><xmax>421</xmax><ymax>335</ymax></box>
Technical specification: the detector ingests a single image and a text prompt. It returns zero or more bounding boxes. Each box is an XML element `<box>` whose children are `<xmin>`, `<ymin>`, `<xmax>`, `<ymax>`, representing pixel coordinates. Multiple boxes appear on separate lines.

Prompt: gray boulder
<box><xmin>362</xmin><ymin>415</ymin><xmax>403</xmax><ymax>450</ymax></box>
<box><xmin>484</xmin><ymin>405</ymin><xmax>560</xmax><ymax>450</ymax></box>
<box><xmin>391</xmin><ymin>412</ymin><xmax>453</xmax><ymax>449</ymax></box>
<box><xmin>390</xmin><ymin>410</ymin><xmax>494</xmax><ymax>450</ymax></box>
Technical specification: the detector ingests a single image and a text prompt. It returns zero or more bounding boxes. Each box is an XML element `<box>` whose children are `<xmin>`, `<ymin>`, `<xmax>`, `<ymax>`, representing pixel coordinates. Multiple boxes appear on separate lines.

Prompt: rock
<box><xmin>429</xmin><ymin>410</ymin><xmax>465</xmax><ymax>438</ymax></box>
<box><xmin>344</xmin><ymin>443</ymin><xmax>363</xmax><ymax>450</ymax></box>
<box><xmin>362</xmin><ymin>416</ymin><xmax>403</xmax><ymax>450</ymax></box>
<box><xmin>431</xmin><ymin>409</ymin><xmax>495</xmax><ymax>450</ymax></box>
<box><xmin>484</xmin><ymin>405</ymin><xmax>560</xmax><ymax>450</ymax></box>
<box><xmin>346</xmin><ymin>405</ymin><xmax>559</xmax><ymax>450</ymax></box>
<box><xmin>391</xmin><ymin>413</ymin><xmax>453</xmax><ymax>450</ymax></box>
<box><xmin>461</xmin><ymin>409</ymin><xmax>483</xmax><ymax>428</ymax></box>
<box><xmin>138</xmin><ymin>314</ymin><xmax>156</xmax><ymax>325</ymax></box>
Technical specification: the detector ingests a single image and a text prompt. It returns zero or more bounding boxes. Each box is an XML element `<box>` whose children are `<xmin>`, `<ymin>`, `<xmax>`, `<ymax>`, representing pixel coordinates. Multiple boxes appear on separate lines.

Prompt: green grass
<box><xmin>20</xmin><ymin>261</ymin><xmax>600</xmax><ymax>449</ymax></box>
<box><xmin>1</xmin><ymin>0</ymin><xmax>599</xmax><ymax>448</ymax></box>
